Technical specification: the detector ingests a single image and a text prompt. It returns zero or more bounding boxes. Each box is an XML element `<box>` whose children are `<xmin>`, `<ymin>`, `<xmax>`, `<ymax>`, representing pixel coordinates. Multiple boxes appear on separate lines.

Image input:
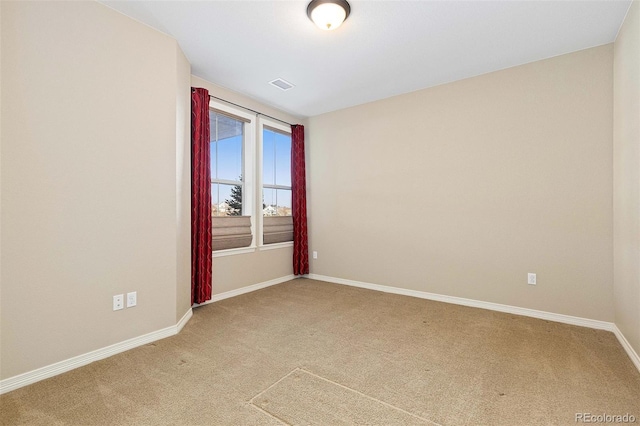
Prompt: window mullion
<box><xmin>215</xmin><ymin>115</ymin><xmax>219</xmax><ymax>180</ymax></box>
<box><xmin>273</xmin><ymin>136</ymin><xmax>277</xmax><ymax>187</ymax></box>
<box><xmin>212</xmin><ymin>178</ymin><xmax>243</xmax><ymax>186</ymax></box>
<box><xmin>264</xmin><ymin>184</ymin><xmax>291</xmax><ymax>190</ymax></box>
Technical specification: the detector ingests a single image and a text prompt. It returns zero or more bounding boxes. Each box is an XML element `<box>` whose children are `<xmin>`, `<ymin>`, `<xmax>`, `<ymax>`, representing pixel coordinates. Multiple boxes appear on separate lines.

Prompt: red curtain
<box><xmin>191</xmin><ymin>88</ymin><xmax>212</xmax><ymax>304</ymax></box>
<box><xmin>291</xmin><ymin>125</ymin><xmax>309</xmax><ymax>275</ymax></box>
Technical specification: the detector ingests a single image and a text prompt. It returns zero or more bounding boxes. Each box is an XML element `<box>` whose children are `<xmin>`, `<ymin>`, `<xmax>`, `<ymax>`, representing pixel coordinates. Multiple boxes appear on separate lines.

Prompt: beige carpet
<box><xmin>1</xmin><ymin>278</ymin><xmax>639</xmax><ymax>425</ymax></box>
<box><xmin>251</xmin><ymin>368</ymin><xmax>434</xmax><ymax>425</ymax></box>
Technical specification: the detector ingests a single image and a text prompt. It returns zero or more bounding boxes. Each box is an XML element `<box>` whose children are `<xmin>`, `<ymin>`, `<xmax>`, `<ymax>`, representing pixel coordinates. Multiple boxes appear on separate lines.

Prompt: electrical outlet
<box><xmin>127</xmin><ymin>291</ymin><xmax>137</xmax><ymax>308</ymax></box>
<box><xmin>113</xmin><ymin>294</ymin><xmax>124</xmax><ymax>311</ymax></box>
<box><xmin>313</xmin><ymin>251</ymin><xmax>318</xmax><ymax>259</ymax></box>
<box><xmin>528</xmin><ymin>273</ymin><xmax>537</xmax><ymax>285</ymax></box>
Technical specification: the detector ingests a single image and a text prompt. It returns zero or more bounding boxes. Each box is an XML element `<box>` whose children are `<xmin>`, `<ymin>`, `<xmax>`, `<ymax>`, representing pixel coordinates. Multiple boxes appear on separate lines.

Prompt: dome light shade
<box><xmin>307</xmin><ymin>0</ymin><xmax>351</xmax><ymax>31</ymax></box>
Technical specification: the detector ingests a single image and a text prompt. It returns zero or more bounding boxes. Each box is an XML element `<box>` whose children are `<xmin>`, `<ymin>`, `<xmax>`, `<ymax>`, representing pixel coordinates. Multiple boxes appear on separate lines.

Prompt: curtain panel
<box><xmin>191</xmin><ymin>88</ymin><xmax>213</xmax><ymax>304</ymax></box>
<box><xmin>291</xmin><ymin>124</ymin><xmax>309</xmax><ymax>275</ymax></box>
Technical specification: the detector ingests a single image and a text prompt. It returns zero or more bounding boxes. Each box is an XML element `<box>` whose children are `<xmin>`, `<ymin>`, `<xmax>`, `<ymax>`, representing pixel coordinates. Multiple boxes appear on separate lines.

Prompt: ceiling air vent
<box><xmin>269</xmin><ymin>78</ymin><xmax>295</xmax><ymax>91</ymax></box>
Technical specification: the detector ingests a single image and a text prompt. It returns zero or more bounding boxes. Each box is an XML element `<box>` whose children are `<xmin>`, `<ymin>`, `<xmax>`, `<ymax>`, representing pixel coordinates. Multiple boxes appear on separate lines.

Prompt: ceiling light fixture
<box><xmin>307</xmin><ymin>0</ymin><xmax>351</xmax><ymax>31</ymax></box>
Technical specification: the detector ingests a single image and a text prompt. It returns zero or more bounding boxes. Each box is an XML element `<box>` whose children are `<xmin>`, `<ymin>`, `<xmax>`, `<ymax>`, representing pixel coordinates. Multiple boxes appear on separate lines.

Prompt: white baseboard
<box><xmin>195</xmin><ymin>274</ymin><xmax>297</xmax><ymax>306</ymax></box>
<box><xmin>176</xmin><ymin>307</ymin><xmax>193</xmax><ymax>333</ymax></box>
<box><xmin>4</xmin><ymin>273</ymin><xmax>637</xmax><ymax>395</ymax></box>
<box><xmin>612</xmin><ymin>324</ymin><xmax>640</xmax><ymax>373</ymax></box>
<box><xmin>307</xmin><ymin>274</ymin><xmax>613</xmax><ymax>329</ymax></box>
<box><xmin>0</xmin><ymin>308</ymin><xmax>193</xmax><ymax>395</ymax></box>
<box><xmin>307</xmin><ymin>274</ymin><xmax>640</xmax><ymax>373</ymax></box>
<box><xmin>0</xmin><ymin>274</ymin><xmax>298</xmax><ymax>396</ymax></box>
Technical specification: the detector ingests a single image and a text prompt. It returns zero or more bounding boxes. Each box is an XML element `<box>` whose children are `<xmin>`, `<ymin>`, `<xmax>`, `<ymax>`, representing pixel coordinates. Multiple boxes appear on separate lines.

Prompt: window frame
<box><xmin>257</xmin><ymin>117</ymin><xmax>293</xmax><ymax>250</ymax></box>
<box><xmin>209</xmin><ymin>109</ymin><xmax>244</xmax><ymax>217</ymax></box>
<box><xmin>209</xmin><ymin>99</ymin><xmax>257</xmax><ymax>257</ymax></box>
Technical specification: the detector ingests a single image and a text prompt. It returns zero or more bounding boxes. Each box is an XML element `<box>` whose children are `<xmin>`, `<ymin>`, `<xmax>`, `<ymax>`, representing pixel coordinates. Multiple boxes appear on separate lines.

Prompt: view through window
<box><xmin>262</xmin><ymin>127</ymin><xmax>292</xmax><ymax>217</ymax></box>
<box><xmin>210</xmin><ymin>111</ymin><xmax>244</xmax><ymax>216</ymax></box>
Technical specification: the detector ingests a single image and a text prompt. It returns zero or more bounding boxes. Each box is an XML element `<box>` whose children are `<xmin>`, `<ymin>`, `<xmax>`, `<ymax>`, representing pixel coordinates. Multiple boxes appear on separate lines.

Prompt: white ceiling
<box><xmin>101</xmin><ymin>0</ymin><xmax>631</xmax><ymax>118</ymax></box>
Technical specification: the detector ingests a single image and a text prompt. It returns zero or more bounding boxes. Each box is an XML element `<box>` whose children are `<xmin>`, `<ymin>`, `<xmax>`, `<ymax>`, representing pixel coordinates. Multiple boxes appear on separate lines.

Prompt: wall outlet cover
<box><xmin>113</xmin><ymin>294</ymin><xmax>124</xmax><ymax>311</ymax></box>
<box><xmin>127</xmin><ymin>291</ymin><xmax>137</xmax><ymax>308</ymax></box>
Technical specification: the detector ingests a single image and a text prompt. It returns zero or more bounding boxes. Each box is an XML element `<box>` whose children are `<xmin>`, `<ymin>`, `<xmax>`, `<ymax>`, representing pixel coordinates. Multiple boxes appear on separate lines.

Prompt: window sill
<box><xmin>213</xmin><ymin>246</ymin><xmax>256</xmax><ymax>258</ymax></box>
<box><xmin>259</xmin><ymin>241</ymin><xmax>293</xmax><ymax>251</ymax></box>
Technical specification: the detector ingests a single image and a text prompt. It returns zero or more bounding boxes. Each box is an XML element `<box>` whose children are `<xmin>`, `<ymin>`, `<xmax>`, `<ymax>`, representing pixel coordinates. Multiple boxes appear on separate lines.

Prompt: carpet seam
<box><xmin>286</xmin><ymin>367</ymin><xmax>442</xmax><ymax>426</ymax></box>
<box><xmin>248</xmin><ymin>368</ymin><xmax>301</xmax><ymax>425</ymax></box>
<box><xmin>297</xmin><ymin>368</ymin><xmax>442</xmax><ymax>426</ymax></box>
<box><xmin>247</xmin><ymin>401</ymin><xmax>292</xmax><ymax>425</ymax></box>
<box><xmin>249</xmin><ymin>367</ymin><xmax>302</xmax><ymax>403</ymax></box>
<box><xmin>250</xmin><ymin>367</ymin><xmax>441</xmax><ymax>425</ymax></box>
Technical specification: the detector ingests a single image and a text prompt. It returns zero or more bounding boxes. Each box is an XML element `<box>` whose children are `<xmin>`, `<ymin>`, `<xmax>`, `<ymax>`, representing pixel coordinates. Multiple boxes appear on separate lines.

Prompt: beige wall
<box><xmin>0</xmin><ymin>1</ymin><xmax>3</xmax><ymax>374</ymax></box>
<box><xmin>0</xmin><ymin>0</ymin><xmax>632</xmax><ymax>384</ymax></box>
<box><xmin>191</xmin><ymin>76</ymin><xmax>302</xmax><ymax>295</ymax></box>
<box><xmin>613</xmin><ymin>1</ymin><xmax>640</xmax><ymax>355</ymax></box>
<box><xmin>176</xmin><ymin>47</ymin><xmax>192</xmax><ymax>321</ymax></box>
<box><xmin>0</xmin><ymin>1</ymin><xmax>191</xmax><ymax>379</ymax></box>
<box><xmin>307</xmin><ymin>45</ymin><xmax>614</xmax><ymax>321</ymax></box>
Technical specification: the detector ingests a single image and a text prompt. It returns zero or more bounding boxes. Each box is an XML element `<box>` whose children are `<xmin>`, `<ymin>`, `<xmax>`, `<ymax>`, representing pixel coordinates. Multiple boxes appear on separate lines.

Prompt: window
<box><xmin>261</xmin><ymin>122</ymin><xmax>293</xmax><ymax>245</ymax></box>
<box><xmin>210</xmin><ymin>111</ymin><xmax>244</xmax><ymax>216</ymax></box>
<box><xmin>209</xmin><ymin>103</ymin><xmax>255</xmax><ymax>253</ymax></box>
<box><xmin>207</xmin><ymin>101</ymin><xmax>291</xmax><ymax>255</ymax></box>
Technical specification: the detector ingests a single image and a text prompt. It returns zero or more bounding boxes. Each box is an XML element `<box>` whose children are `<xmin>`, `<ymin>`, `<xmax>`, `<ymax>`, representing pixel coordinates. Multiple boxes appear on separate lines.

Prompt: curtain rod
<box><xmin>208</xmin><ymin>95</ymin><xmax>295</xmax><ymax>127</ymax></box>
